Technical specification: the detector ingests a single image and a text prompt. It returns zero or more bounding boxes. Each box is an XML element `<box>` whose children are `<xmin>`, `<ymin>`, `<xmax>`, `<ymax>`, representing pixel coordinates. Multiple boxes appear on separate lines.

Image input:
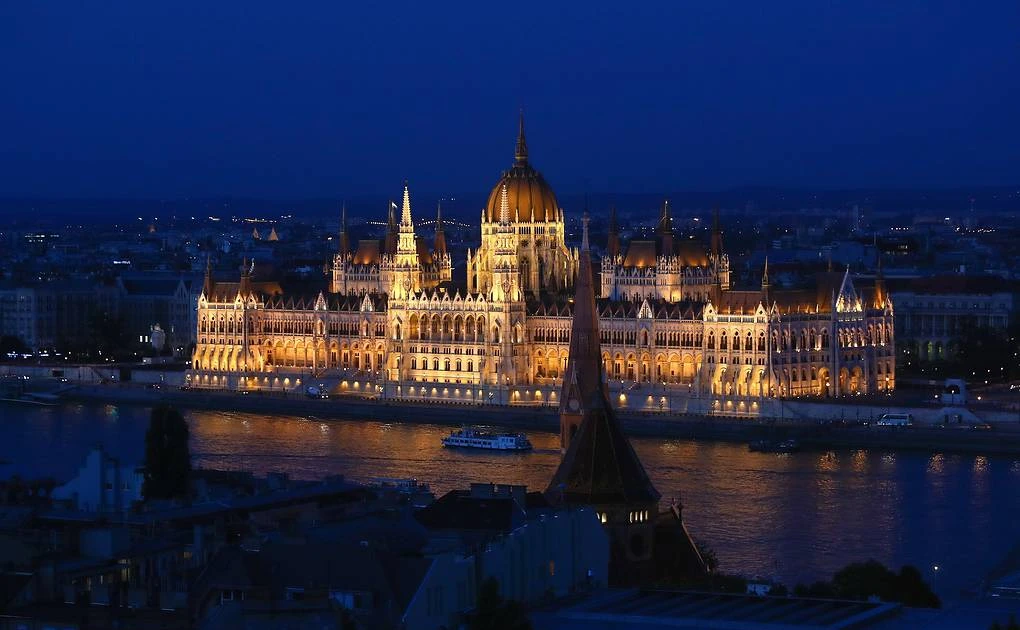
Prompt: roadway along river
<box><xmin>3</xmin><ymin>401</ymin><xmax>1019</xmax><ymax>599</ymax></box>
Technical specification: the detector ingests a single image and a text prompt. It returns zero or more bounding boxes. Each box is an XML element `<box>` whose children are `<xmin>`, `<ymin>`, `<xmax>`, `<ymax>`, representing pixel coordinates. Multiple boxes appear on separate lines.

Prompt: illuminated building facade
<box><xmin>190</xmin><ymin>119</ymin><xmax>895</xmax><ymax>405</ymax></box>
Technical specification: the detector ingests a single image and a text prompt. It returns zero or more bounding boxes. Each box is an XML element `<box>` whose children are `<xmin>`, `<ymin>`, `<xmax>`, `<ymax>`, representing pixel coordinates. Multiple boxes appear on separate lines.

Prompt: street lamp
<box><xmin>932</xmin><ymin>564</ymin><xmax>940</xmax><ymax>594</ymax></box>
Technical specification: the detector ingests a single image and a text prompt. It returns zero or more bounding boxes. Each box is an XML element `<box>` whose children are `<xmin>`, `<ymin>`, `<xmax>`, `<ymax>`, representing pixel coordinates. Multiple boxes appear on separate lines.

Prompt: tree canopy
<box><xmin>469</xmin><ymin>577</ymin><xmax>532</xmax><ymax>630</ymax></box>
<box><xmin>142</xmin><ymin>404</ymin><xmax>192</xmax><ymax>501</ymax></box>
<box><xmin>795</xmin><ymin>560</ymin><xmax>940</xmax><ymax>608</ymax></box>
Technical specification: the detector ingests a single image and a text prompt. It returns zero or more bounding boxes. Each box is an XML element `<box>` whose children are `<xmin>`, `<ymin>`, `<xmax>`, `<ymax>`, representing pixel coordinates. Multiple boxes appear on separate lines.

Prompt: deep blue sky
<box><xmin>1</xmin><ymin>1</ymin><xmax>1018</xmax><ymax>199</ymax></box>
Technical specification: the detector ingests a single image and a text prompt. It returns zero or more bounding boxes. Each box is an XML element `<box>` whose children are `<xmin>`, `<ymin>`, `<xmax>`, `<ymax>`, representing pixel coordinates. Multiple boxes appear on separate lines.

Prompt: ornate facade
<box><xmin>190</xmin><ymin>118</ymin><xmax>895</xmax><ymax>407</ymax></box>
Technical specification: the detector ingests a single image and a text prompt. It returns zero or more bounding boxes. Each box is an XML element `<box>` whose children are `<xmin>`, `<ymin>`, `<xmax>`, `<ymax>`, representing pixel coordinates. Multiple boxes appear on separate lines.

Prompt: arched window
<box><xmin>411</xmin><ymin>357</ymin><xmax>417</xmax><ymax>370</ymax></box>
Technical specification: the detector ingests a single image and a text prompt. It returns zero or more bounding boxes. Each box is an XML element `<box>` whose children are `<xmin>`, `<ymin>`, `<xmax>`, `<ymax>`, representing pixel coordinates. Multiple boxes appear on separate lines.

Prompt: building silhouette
<box><xmin>545</xmin><ymin>215</ymin><xmax>706</xmax><ymax>586</ymax></box>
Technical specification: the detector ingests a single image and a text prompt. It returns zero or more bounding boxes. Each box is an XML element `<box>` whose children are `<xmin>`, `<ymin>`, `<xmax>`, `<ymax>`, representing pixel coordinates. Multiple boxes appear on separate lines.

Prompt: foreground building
<box><xmin>547</xmin><ymin>218</ymin><xmax>706</xmax><ymax>585</ymax></box>
<box><xmin>190</xmin><ymin>118</ymin><xmax>895</xmax><ymax>405</ymax></box>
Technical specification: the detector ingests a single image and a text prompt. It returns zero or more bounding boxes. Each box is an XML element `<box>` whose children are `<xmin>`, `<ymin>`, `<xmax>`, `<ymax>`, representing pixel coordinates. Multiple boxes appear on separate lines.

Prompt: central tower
<box><xmin>467</xmin><ymin>114</ymin><xmax>577</xmax><ymax>295</ymax></box>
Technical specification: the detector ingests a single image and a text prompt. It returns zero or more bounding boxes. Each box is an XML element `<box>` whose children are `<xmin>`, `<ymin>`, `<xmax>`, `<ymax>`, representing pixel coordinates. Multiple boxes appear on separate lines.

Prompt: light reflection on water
<box><xmin>1</xmin><ymin>401</ymin><xmax>1019</xmax><ymax>597</ymax></box>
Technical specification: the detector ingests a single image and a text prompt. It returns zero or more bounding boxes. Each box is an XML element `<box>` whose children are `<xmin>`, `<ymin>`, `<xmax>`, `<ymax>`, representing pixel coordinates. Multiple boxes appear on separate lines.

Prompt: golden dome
<box><xmin>484</xmin><ymin>115</ymin><xmax>560</xmax><ymax>223</ymax></box>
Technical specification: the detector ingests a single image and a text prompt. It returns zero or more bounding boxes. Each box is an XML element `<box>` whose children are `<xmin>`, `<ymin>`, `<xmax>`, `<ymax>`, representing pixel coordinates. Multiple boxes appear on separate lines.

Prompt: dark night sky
<box><xmin>1</xmin><ymin>1</ymin><xmax>1018</xmax><ymax>199</ymax></box>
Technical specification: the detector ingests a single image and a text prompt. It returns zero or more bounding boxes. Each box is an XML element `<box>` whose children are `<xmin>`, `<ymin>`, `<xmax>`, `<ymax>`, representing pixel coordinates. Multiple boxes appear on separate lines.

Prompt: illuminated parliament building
<box><xmin>190</xmin><ymin>118</ymin><xmax>895</xmax><ymax>410</ymax></box>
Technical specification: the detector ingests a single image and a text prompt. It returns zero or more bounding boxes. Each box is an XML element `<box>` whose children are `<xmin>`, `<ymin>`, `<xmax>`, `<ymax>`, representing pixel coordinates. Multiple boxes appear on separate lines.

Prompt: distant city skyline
<box><xmin>2</xmin><ymin>1</ymin><xmax>1019</xmax><ymax>198</ymax></box>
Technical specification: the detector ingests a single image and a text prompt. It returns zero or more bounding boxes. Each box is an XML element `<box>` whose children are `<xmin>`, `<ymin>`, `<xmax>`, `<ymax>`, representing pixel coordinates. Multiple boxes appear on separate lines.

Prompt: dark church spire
<box><xmin>338</xmin><ymin>203</ymin><xmax>351</xmax><ymax>257</ymax></box>
<box><xmin>384</xmin><ymin>200</ymin><xmax>399</xmax><ymax>254</ymax></box>
<box><xmin>658</xmin><ymin>199</ymin><xmax>674</xmax><ymax>255</ymax></box>
<box><xmin>433</xmin><ymin>201</ymin><xmax>447</xmax><ymax>256</ymax></box>
<box><xmin>710</xmin><ymin>206</ymin><xmax>723</xmax><ymax>258</ymax></box>
<box><xmin>547</xmin><ymin>216</ymin><xmax>660</xmax><ymax>506</ymax></box>
<box><xmin>202</xmin><ymin>255</ymin><xmax>214</xmax><ymax>297</ymax></box>
<box><xmin>607</xmin><ymin>205</ymin><xmax>621</xmax><ymax>258</ymax></box>
<box><xmin>238</xmin><ymin>257</ymin><xmax>252</xmax><ymax>296</ymax></box>
<box><xmin>873</xmin><ymin>251</ymin><xmax>887</xmax><ymax>309</ymax></box>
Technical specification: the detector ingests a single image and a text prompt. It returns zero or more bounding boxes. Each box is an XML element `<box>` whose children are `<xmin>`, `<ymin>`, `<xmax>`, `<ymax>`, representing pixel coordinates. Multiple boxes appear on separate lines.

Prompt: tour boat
<box><xmin>442</xmin><ymin>428</ymin><xmax>533</xmax><ymax>451</ymax></box>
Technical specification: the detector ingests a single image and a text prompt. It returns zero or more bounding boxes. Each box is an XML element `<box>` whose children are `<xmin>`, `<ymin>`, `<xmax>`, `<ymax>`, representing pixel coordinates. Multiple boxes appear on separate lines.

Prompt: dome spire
<box><xmin>514</xmin><ymin>110</ymin><xmax>528</xmax><ymax>165</ymax></box>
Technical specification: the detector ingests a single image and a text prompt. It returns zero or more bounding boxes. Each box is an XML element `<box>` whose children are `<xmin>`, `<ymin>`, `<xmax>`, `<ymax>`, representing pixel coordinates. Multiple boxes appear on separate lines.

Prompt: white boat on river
<box><xmin>441</xmin><ymin>428</ymin><xmax>533</xmax><ymax>451</ymax></box>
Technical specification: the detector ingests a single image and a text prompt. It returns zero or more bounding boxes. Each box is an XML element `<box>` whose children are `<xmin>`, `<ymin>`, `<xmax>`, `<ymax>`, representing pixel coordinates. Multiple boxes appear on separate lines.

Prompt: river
<box><xmin>2</xmin><ymin>400</ymin><xmax>1019</xmax><ymax>598</ymax></box>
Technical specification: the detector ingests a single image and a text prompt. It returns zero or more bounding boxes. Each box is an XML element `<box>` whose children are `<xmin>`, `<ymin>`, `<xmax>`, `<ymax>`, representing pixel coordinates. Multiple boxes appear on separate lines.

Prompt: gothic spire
<box><xmin>433</xmin><ymin>200</ymin><xmax>447</xmax><ymax>256</ymax></box>
<box><xmin>514</xmin><ymin>110</ymin><xmax>528</xmax><ymax>166</ymax></box>
<box><xmin>238</xmin><ymin>257</ymin><xmax>252</xmax><ymax>296</ymax></box>
<box><xmin>658</xmin><ymin>199</ymin><xmax>674</xmax><ymax>255</ymax></box>
<box><xmin>607</xmin><ymin>206</ymin><xmax>621</xmax><ymax>258</ymax></box>
<box><xmin>401</xmin><ymin>180</ymin><xmax>413</xmax><ymax>228</ymax></box>
<box><xmin>710</xmin><ymin>206</ymin><xmax>723</xmax><ymax>258</ymax></box>
<box><xmin>338</xmin><ymin>203</ymin><xmax>351</xmax><ymax>256</ymax></box>
<box><xmin>761</xmin><ymin>257</ymin><xmax>770</xmax><ymax>305</ymax></box>
<box><xmin>384</xmin><ymin>200</ymin><xmax>399</xmax><ymax>254</ymax></box>
<box><xmin>581</xmin><ymin>212</ymin><xmax>590</xmax><ymax>252</ymax></box>
<box><xmin>873</xmin><ymin>252</ymin><xmax>887</xmax><ymax>309</ymax></box>
<box><xmin>202</xmin><ymin>254</ymin><xmax>214</xmax><ymax>297</ymax></box>
<box><xmin>546</xmin><ymin>229</ymin><xmax>660</xmax><ymax>505</ymax></box>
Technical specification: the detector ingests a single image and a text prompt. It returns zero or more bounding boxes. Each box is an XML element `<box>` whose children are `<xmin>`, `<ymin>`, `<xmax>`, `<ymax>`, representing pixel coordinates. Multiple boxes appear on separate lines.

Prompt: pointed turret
<box><xmin>548</xmin><ymin>214</ymin><xmax>659</xmax><ymax>503</ymax></box>
<box><xmin>202</xmin><ymin>255</ymin><xmax>214</xmax><ymax>298</ymax></box>
<box><xmin>338</xmin><ymin>204</ymin><xmax>351</xmax><ymax>256</ymax></box>
<box><xmin>384</xmin><ymin>200</ymin><xmax>399</xmax><ymax>254</ymax></box>
<box><xmin>395</xmin><ymin>181</ymin><xmax>419</xmax><ymax>260</ymax></box>
<box><xmin>252</xmin><ymin>227</ymin><xmax>261</xmax><ymax>240</ymax></box>
<box><xmin>238</xmin><ymin>257</ymin><xmax>252</xmax><ymax>296</ymax></box>
<box><xmin>433</xmin><ymin>201</ymin><xmax>447</xmax><ymax>256</ymax></box>
<box><xmin>400</xmin><ymin>180</ymin><xmax>413</xmax><ymax>228</ymax></box>
<box><xmin>514</xmin><ymin>110</ymin><xmax>528</xmax><ymax>166</ymax></box>
<box><xmin>607</xmin><ymin>206</ymin><xmax>621</xmax><ymax>258</ymax></box>
<box><xmin>873</xmin><ymin>254</ymin><xmax>887</xmax><ymax>309</ymax></box>
<box><xmin>761</xmin><ymin>257</ymin><xmax>770</xmax><ymax>306</ymax></box>
<box><xmin>710</xmin><ymin>207</ymin><xmax>723</xmax><ymax>258</ymax></box>
<box><xmin>267</xmin><ymin>227</ymin><xmax>279</xmax><ymax>242</ymax></box>
<box><xmin>658</xmin><ymin>200</ymin><xmax>674</xmax><ymax>255</ymax></box>
<box><xmin>545</xmin><ymin>213</ymin><xmax>705</xmax><ymax>586</ymax></box>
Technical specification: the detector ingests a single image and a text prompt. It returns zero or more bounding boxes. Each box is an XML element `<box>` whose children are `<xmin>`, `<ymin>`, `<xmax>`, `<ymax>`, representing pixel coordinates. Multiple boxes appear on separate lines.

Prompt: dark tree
<box><xmin>794</xmin><ymin>581</ymin><xmax>836</xmax><ymax>598</ymax></box>
<box><xmin>809</xmin><ymin>560</ymin><xmax>940</xmax><ymax>608</ymax></box>
<box><xmin>142</xmin><ymin>404</ymin><xmax>192</xmax><ymax>501</ymax></box>
<box><xmin>469</xmin><ymin>577</ymin><xmax>532</xmax><ymax>630</ymax></box>
<box><xmin>88</xmin><ymin>310</ymin><xmax>131</xmax><ymax>360</ymax></box>
<box><xmin>0</xmin><ymin>335</ymin><xmax>28</xmax><ymax>356</ymax></box>
<box><xmin>989</xmin><ymin>615</ymin><xmax>1020</xmax><ymax>630</ymax></box>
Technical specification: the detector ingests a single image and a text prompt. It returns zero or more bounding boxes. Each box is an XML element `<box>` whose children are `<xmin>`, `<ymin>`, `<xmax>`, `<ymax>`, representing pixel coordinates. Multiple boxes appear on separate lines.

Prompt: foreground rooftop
<box><xmin>533</xmin><ymin>588</ymin><xmax>901</xmax><ymax>630</ymax></box>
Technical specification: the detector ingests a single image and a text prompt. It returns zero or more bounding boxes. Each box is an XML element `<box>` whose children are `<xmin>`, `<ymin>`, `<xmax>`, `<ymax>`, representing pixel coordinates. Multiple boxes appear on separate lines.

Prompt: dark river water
<box><xmin>3</xmin><ymin>401</ymin><xmax>1019</xmax><ymax>598</ymax></box>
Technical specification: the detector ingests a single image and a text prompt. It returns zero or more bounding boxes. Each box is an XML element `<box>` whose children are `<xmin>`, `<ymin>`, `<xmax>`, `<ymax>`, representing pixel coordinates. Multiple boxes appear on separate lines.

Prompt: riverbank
<box><xmin>61</xmin><ymin>384</ymin><xmax>1020</xmax><ymax>456</ymax></box>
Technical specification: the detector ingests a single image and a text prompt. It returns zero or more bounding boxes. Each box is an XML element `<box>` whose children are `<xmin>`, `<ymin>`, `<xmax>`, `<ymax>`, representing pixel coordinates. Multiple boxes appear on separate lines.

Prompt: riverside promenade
<box><xmin>57</xmin><ymin>381</ymin><xmax>1020</xmax><ymax>457</ymax></box>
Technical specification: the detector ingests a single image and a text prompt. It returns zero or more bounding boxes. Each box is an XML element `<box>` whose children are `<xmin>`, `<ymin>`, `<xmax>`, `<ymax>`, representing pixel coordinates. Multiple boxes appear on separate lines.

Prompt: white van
<box><xmin>876</xmin><ymin>413</ymin><xmax>913</xmax><ymax>427</ymax></box>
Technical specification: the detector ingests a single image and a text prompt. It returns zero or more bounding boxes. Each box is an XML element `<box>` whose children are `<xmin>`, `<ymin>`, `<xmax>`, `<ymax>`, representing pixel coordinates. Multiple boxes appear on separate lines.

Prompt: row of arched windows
<box><xmin>409</xmin><ymin>357</ymin><xmax>479</xmax><ymax>372</ymax></box>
